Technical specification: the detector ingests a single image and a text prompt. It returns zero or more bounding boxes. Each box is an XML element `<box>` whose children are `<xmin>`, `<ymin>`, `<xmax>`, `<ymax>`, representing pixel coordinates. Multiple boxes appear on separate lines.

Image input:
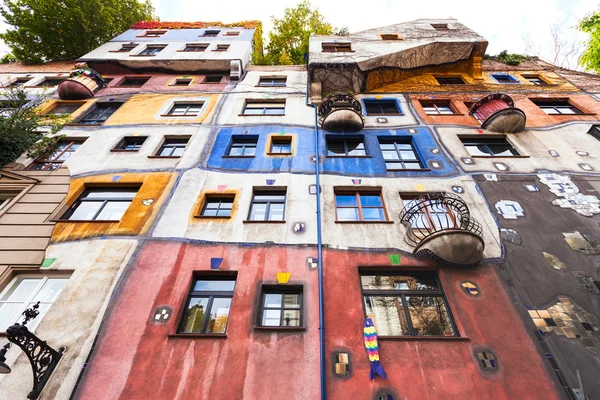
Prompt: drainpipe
<box><xmin>305</xmin><ymin>54</ymin><xmax>326</xmax><ymax>400</ymax></box>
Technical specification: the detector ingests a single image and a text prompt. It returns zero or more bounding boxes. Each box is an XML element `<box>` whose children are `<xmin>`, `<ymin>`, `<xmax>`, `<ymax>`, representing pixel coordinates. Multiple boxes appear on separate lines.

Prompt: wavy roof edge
<box><xmin>130</xmin><ymin>21</ymin><xmax>262</xmax><ymax>30</ymax></box>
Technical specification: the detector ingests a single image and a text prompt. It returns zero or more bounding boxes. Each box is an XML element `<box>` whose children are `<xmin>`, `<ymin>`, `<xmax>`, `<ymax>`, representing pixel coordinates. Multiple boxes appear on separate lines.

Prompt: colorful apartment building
<box><xmin>0</xmin><ymin>18</ymin><xmax>599</xmax><ymax>399</ymax></box>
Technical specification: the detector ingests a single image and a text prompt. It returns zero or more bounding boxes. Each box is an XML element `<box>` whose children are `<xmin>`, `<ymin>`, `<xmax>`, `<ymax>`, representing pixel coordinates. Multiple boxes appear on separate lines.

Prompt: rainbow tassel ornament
<box><xmin>364</xmin><ymin>317</ymin><xmax>387</xmax><ymax>380</ymax></box>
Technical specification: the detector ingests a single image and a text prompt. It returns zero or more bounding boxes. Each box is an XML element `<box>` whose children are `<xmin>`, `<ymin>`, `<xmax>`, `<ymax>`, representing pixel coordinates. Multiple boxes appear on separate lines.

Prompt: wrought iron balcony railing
<box><xmin>317</xmin><ymin>94</ymin><xmax>365</xmax><ymax>132</ymax></box>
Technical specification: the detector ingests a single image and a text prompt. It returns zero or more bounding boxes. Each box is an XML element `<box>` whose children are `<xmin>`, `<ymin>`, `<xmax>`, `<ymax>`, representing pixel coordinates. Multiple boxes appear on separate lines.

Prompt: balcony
<box><xmin>399</xmin><ymin>192</ymin><xmax>485</xmax><ymax>266</ymax></box>
<box><xmin>318</xmin><ymin>94</ymin><xmax>364</xmax><ymax>132</ymax></box>
<box><xmin>57</xmin><ymin>64</ymin><xmax>106</xmax><ymax>100</ymax></box>
<box><xmin>469</xmin><ymin>94</ymin><xmax>526</xmax><ymax>133</ymax></box>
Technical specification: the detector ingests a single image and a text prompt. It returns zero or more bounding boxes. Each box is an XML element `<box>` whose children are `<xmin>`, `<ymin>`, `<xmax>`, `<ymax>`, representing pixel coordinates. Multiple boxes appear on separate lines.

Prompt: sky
<box><xmin>151</xmin><ymin>0</ymin><xmax>599</xmax><ymax>69</ymax></box>
<box><xmin>0</xmin><ymin>0</ymin><xmax>597</xmax><ymax>69</ymax></box>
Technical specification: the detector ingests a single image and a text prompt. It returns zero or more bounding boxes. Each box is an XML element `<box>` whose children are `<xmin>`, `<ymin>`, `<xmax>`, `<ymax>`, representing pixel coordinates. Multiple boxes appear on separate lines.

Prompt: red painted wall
<box><xmin>75</xmin><ymin>242</ymin><xmax>560</xmax><ymax>400</ymax></box>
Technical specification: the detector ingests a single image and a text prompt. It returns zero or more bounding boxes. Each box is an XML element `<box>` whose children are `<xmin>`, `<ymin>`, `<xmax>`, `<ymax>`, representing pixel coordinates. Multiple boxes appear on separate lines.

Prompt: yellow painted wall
<box><xmin>104</xmin><ymin>93</ymin><xmax>219</xmax><ymax>125</ymax></box>
<box><xmin>51</xmin><ymin>172</ymin><xmax>175</xmax><ymax>243</ymax></box>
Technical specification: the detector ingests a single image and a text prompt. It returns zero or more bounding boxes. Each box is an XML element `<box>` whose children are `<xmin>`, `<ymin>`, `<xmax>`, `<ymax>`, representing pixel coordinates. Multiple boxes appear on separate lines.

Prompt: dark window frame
<box><xmin>321</xmin><ymin>42</ymin><xmax>353</xmax><ymax>52</ymax></box>
<box><xmin>137</xmin><ymin>45</ymin><xmax>166</xmax><ymax>56</ymax></box>
<box><xmin>47</xmin><ymin>102</ymin><xmax>83</xmax><ymax>115</ymax></box>
<box><xmin>460</xmin><ymin>136</ymin><xmax>520</xmax><ymax>157</ymax></box>
<box><xmin>27</xmin><ymin>139</ymin><xmax>85</xmax><ymax>171</ymax></box>
<box><xmin>268</xmin><ymin>137</ymin><xmax>292</xmax><ymax>155</ymax></box>
<box><xmin>203</xmin><ymin>76</ymin><xmax>224</xmax><ymax>83</ymax></box>
<box><xmin>334</xmin><ymin>190</ymin><xmax>388</xmax><ymax>222</ymax></box>
<box><xmin>34</xmin><ymin>77</ymin><xmax>66</xmax><ymax>88</ymax></box>
<box><xmin>257</xmin><ymin>285</ymin><xmax>304</xmax><ymax>328</ymax></box>
<box><xmin>431</xmin><ymin>23</ymin><xmax>449</xmax><ymax>30</ymax></box>
<box><xmin>170</xmin><ymin>78</ymin><xmax>193</xmax><ymax>87</ymax></box>
<box><xmin>165</xmin><ymin>102</ymin><xmax>205</xmax><ymax>117</ymax></box>
<box><xmin>419</xmin><ymin>100</ymin><xmax>456</xmax><ymax>115</ymax></box>
<box><xmin>241</xmin><ymin>100</ymin><xmax>286</xmax><ymax>116</ymax></box>
<box><xmin>363</xmin><ymin>99</ymin><xmax>402</xmax><ymax>115</ymax></box>
<box><xmin>522</xmin><ymin>75</ymin><xmax>548</xmax><ymax>85</ymax></box>
<box><xmin>213</xmin><ymin>44</ymin><xmax>230</xmax><ymax>52</ymax></box>
<box><xmin>143</xmin><ymin>30</ymin><xmax>166</xmax><ymax>37</ymax></box>
<box><xmin>60</xmin><ymin>186</ymin><xmax>139</xmax><ymax>221</ymax></box>
<box><xmin>114</xmin><ymin>44</ymin><xmax>137</xmax><ymax>52</ymax></box>
<box><xmin>326</xmin><ymin>135</ymin><xmax>367</xmax><ymax>157</ymax></box>
<box><xmin>7</xmin><ymin>77</ymin><xmax>32</xmax><ymax>87</ymax></box>
<box><xmin>113</xmin><ymin>136</ymin><xmax>147</xmax><ymax>152</ymax></box>
<box><xmin>530</xmin><ymin>98</ymin><xmax>584</xmax><ymax>115</ymax></box>
<box><xmin>380</xmin><ymin>33</ymin><xmax>401</xmax><ymax>40</ymax></box>
<box><xmin>199</xmin><ymin>194</ymin><xmax>235</xmax><ymax>218</ymax></box>
<box><xmin>435</xmin><ymin>76</ymin><xmax>465</xmax><ymax>85</ymax></box>
<box><xmin>490</xmin><ymin>73</ymin><xmax>519</xmax><ymax>84</ymax></box>
<box><xmin>78</xmin><ymin>102</ymin><xmax>123</xmax><ymax>125</ymax></box>
<box><xmin>360</xmin><ymin>270</ymin><xmax>459</xmax><ymax>337</ymax></box>
<box><xmin>177</xmin><ymin>273</ymin><xmax>237</xmax><ymax>335</ymax></box>
<box><xmin>202</xmin><ymin>30</ymin><xmax>221</xmax><ymax>37</ymax></box>
<box><xmin>258</xmin><ymin>76</ymin><xmax>287</xmax><ymax>87</ymax></box>
<box><xmin>226</xmin><ymin>135</ymin><xmax>258</xmax><ymax>157</ymax></box>
<box><xmin>248</xmin><ymin>189</ymin><xmax>287</xmax><ymax>221</ymax></box>
<box><xmin>378</xmin><ymin>138</ymin><xmax>425</xmax><ymax>170</ymax></box>
<box><xmin>182</xmin><ymin>43</ymin><xmax>209</xmax><ymax>52</ymax></box>
<box><xmin>155</xmin><ymin>137</ymin><xmax>189</xmax><ymax>157</ymax></box>
<box><xmin>118</xmin><ymin>76</ymin><xmax>150</xmax><ymax>87</ymax></box>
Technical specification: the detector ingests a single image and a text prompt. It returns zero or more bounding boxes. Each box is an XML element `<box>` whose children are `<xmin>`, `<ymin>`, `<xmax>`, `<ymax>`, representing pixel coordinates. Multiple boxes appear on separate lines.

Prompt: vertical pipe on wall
<box><xmin>305</xmin><ymin>54</ymin><xmax>327</xmax><ymax>400</ymax></box>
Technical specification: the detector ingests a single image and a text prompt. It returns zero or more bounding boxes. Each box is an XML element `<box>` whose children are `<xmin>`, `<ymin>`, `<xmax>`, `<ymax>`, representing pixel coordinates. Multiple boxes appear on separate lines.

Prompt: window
<box><xmin>258</xmin><ymin>76</ymin><xmax>287</xmax><ymax>87</ymax></box>
<box><xmin>0</xmin><ymin>100</ymin><xmax>25</xmax><ymax>116</ymax></box>
<box><xmin>431</xmin><ymin>23</ymin><xmax>449</xmax><ymax>30</ymax></box>
<box><xmin>269</xmin><ymin>137</ymin><xmax>292</xmax><ymax>155</ymax></box>
<box><xmin>166</xmin><ymin>102</ymin><xmax>204</xmax><ymax>116</ymax></box>
<box><xmin>380</xmin><ymin>33</ymin><xmax>400</xmax><ymax>40</ymax></box>
<box><xmin>588</xmin><ymin>125</ymin><xmax>600</xmax><ymax>141</ymax></box>
<box><xmin>326</xmin><ymin>136</ymin><xmax>366</xmax><ymax>157</ymax></box>
<box><xmin>419</xmin><ymin>100</ymin><xmax>455</xmax><ymax>115</ymax></box>
<box><xmin>48</xmin><ymin>102</ymin><xmax>82</xmax><ymax>115</ymax></box>
<box><xmin>523</xmin><ymin>75</ymin><xmax>547</xmax><ymax>85</ymax></box>
<box><xmin>379</xmin><ymin>138</ymin><xmax>423</xmax><ymax>170</ymax></box>
<box><xmin>435</xmin><ymin>77</ymin><xmax>465</xmax><ymax>85</ymax></box>
<box><xmin>0</xmin><ymin>192</ymin><xmax>18</xmax><ymax>211</ymax></box>
<box><xmin>531</xmin><ymin>99</ymin><xmax>583</xmax><ymax>115</ymax></box>
<box><xmin>114</xmin><ymin>44</ymin><xmax>137</xmax><ymax>52</ymax></box>
<box><xmin>155</xmin><ymin>138</ymin><xmax>189</xmax><ymax>157</ymax></box>
<box><xmin>113</xmin><ymin>136</ymin><xmax>146</xmax><ymax>151</ymax></box>
<box><xmin>335</xmin><ymin>191</ymin><xmax>387</xmax><ymax>221</ymax></box>
<box><xmin>7</xmin><ymin>77</ymin><xmax>31</xmax><ymax>87</ymax></box>
<box><xmin>36</xmin><ymin>77</ymin><xmax>66</xmax><ymax>87</ymax></box>
<box><xmin>242</xmin><ymin>100</ymin><xmax>285</xmax><ymax>115</ymax></box>
<box><xmin>61</xmin><ymin>187</ymin><xmax>138</xmax><ymax>221</ymax></box>
<box><xmin>202</xmin><ymin>30</ymin><xmax>221</xmax><ymax>37</ymax></box>
<box><xmin>248</xmin><ymin>190</ymin><xmax>286</xmax><ymax>221</ymax></box>
<box><xmin>28</xmin><ymin>139</ymin><xmax>85</xmax><ymax>170</ymax></box>
<box><xmin>214</xmin><ymin>44</ymin><xmax>230</xmax><ymax>51</ymax></box>
<box><xmin>491</xmin><ymin>74</ymin><xmax>519</xmax><ymax>84</ymax></box>
<box><xmin>178</xmin><ymin>275</ymin><xmax>236</xmax><ymax>334</ymax></box>
<box><xmin>259</xmin><ymin>286</ymin><xmax>303</xmax><ymax>327</ymax></box>
<box><xmin>361</xmin><ymin>272</ymin><xmax>457</xmax><ymax>337</ymax></box>
<box><xmin>224</xmin><ymin>31</ymin><xmax>240</xmax><ymax>36</ymax></box>
<box><xmin>460</xmin><ymin>137</ymin><xmax>520</xmax><ymax>157</ymax></box>
<box><xmin>0</xmin><ymin>275</ymin><xmax>69</xmax><ymax>332</ymax></box>
<box><xmin>171</xmin><ymin>78</ymin><xmax>192</xmax><ymax>87</ymax></box>
<box><xmin>203</xmin><ymin>76</ymin><xmax>223</xmax><ymax>83</ymax></box>
<box><xmin>322</xmin><ymin>42</ymin><xmax>353</xmax><ymax>52</ymax></box>
<box><xmin>137</xmin><ymin>45</ymin><xmax>166</xmax><ymax>56</ymax></box>
<box><xmin>364</xmin><ymin>99</ymin><xmax>401</xmax><ymax>115</ymax></box>
<box><xmin>227</xmin><ymin>136</ymin><xmax>258</xmax><ymax>157</ymax></box>
<box><xmin>102</xmin><ymin>78</ymin><xmax>114</xmax><ymax>85</ymax></box>
<box><xmin>182</xmin><ymin>43</ymin><xmax>208</xmax><ymax>52</ymax></box>
<box><xmin>143</xmin><ymin>30</ymin><xmax>166</xmax><ymax>37</ymax></box>
<box><xmin>401</xmin><ymin>195</ymin><xmax>458</xmax><ymax>234</ymax></box>
<box><xmin>200</xmin><ymin>195</ymin><xmax>234</xmax><ymax>217</ymax></box>
<box><xmin>119</xmin><ymin>76</ymin><xmax>150</xmax><ymax>87</ymax></box>
<box><xmin>79</xmin><ymin>102</ymin><xmax>122</xmax><ymax>125</ymax></box>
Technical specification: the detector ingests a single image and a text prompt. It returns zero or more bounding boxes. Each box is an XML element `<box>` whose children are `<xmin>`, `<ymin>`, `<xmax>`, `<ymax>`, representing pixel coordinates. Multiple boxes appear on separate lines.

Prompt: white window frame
<box><xmin>156</xmin><ymin>97</ymin><xmax>209</xmax><ymax>120</ymax></box>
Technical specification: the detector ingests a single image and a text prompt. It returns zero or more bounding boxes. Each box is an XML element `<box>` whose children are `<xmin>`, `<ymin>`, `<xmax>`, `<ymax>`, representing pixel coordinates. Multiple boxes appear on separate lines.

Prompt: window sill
<box><xmin>63</xmin><ymin>123</ymin><xmax>102</xmax><ymax>127</ymax></box>
<box><xmin>108</xmin><ymin>50</ymin><xmax>132</xmax><ymax>53</ymax></box>
<box><xmin>222</xmin><ymin>155</ymin><xmax>255</xmax><ymax>159</ymax></box>
<box><xmin>379</xmin><ymin>336</ymin><xmax>470</xmax><ymax>341</ymax></box>
<box><xmin>335</xmin><ymin>220</ymin><xmax>394</xmax><ymax>224</ymax></box>
<box><xmin>366</xmin><ymin>113</ymin><xmax>405</xmax><ymax>117</ymax></box>
<box><xmin>194</xmin><ymin>215</ymin><xmax>232</xmax><ymax>219</ymax></box>
<box><xmin>424</xmin><ymin>113</ymin><xmax>465</xmax><ymax>116</ymax></box>
<box><xmin>110</xmin><ymin>149</ymin><xmax>139</xmax><ymax>153</ymax></box>
<box><xmin>238</xmin><ymin>114</ymin><xmax>286</xmax><ymax>117</ymax></box>
<box><xmin>159</xmin><ymin>114</ymin><xmax>199</xmax><ymax>117</ymax></box>
<box><xmin>326</xmin><ymin>155</ymin><xmax>372</xmax><ymax>158</ymax></box>
<box><xmin>547</xmin><ymin>113</ymin><xmax>596</xmax><ymax>116</ymax></box>
<box><xmin>129</xmin><ymin>54</ymin><xmax>157</xmax><ymax>57</ymax></box>
<box><xmin>168</xmin><ymin>333</ymin><xmax>227</xmax><ymax>339</ymax></box>
<box><xmin>243</xmin><ymin>220</ymin><xmax>286</xmax><ymax>224</ymax></box>
<box><xmin>255</xmin><ymin>85</ymin><xmax>287</xmax><ymax>88</ymax></box>
<box><xmin>386</xmin><ymin>168</ymin><xmax>431</xmax><ymax>172</ymax></box>
<box><xmin>147</xmin><ymin>155</ymin><xmax>181</xmax><ymax>159</ymax></box>
<box><xmin>266</xmin><ymin>152</ymin><xmax>293</xmax><ymax>156</ymax></box>
<box><xmin>176</xmin><ymin>50</ymin><xmax>206</xmax><ymax>53</ymax></box>
<box><xmin>211</xmin><ymin>50</ymin><xmax>229</xmax><ymax>52</ymax></box>
<box><xmin>54</xmin><ymin>219</ymin><xmax>120</xmax><ymax>223</ymax></box>
<box><xmin>253</xmin><ymin>326</ymin><xmax>305</xmax><ymax>332</ymax></box>
<box><xmin>470</xmin><ymin>155</ymin><xmax>529</xmax><ymax>159</ymax></box>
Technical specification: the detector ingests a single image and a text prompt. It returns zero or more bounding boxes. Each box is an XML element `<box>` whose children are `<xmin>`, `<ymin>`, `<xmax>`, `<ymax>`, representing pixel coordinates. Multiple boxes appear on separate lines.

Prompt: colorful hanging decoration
<box><xmin>364</xmin><ymin>317</ymin><xmax>387</xmax><ymax>380</ymax></box>
<box><xmin>70</xmin><ymin>63</ymin><xmax>107</xmax><ymax>88</ymax></box>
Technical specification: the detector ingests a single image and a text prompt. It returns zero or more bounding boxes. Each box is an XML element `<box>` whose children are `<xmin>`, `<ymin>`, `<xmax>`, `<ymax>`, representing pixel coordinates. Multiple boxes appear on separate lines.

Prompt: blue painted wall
<box><xmin>205</xmin><ymin>125</ymin><xmax>458</xmax><ymax>176</ymax></box>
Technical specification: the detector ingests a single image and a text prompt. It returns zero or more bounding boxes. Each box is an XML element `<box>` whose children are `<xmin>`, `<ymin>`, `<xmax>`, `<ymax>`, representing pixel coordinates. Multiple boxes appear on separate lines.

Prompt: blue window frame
<box><xmin>490</xmin><ymin>73</ymin><xmax>520</xmax><ymax>84</ymax></box>
<box><xmin>362</xmin><ymin>99</ymin><xmax>402</xmax><ymax>116</ymax></box>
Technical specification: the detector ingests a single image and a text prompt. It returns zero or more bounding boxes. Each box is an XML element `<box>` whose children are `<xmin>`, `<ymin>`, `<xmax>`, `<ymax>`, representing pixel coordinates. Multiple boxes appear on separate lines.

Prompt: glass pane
<box><xmin>243</xmin><ymin>108</ymin><xmax>263</xmax><ymax>115</ymax></box>
<box><xmin>327</xmin><ymin>141</ymin><xmax>346</xmax><ymax>155</ymax></box>
<box><xmin>216</xmin><ymin>209</ymin><xmax>231</xmax><ymax>217</ymax></box>
<box><xmin>68</xmin><ymin>201</ymin><xmax>103</xmax><ymax>220</ymax></box>
<box><xmin>403</xmin><ymin>162</ymin><xmax>422</xmax><ymax>169</ymax></box>
<box><xmin>360</xmin><ymin>195</ymin><xmax>382</xmax><ymax>207</ymax></box>
<box><xmin>172</xmin><ymin>146</ymin><xmax>185</xmax><ymax>156</ymax></box>
<box><xmin>360</xmin><ymin>274</ymin><xmax>440</xmax><ymax>291</ymax></box>
<box><xmin>282</xmin><ymin>309</ymin><xmax>301</xmax><ymax>326</ymax></box>
<box><xmin>556</xmin><ymin>107</ymin><xmax>576</xmax><ymax>114</ymax></box>
<box><xmin>336</xmin><ymin>195</ymin><xmax>357</xmax><ymax>207</ymax></box>
<box><xmin>262</xmin><ymin>309</ymin><xmax>281</xmax><ymax>326</ymax></box>
<box><xmin>243</xmin><ymin>147</ymin><xmax>256</xmax><ymax>156</ymax></box>
<box><xmin>379</xmin><ymin>143</ymin><xmax>396</xmax><ymax>150</ymax></box>
<box><xmin>85</xmin><ymin>190</ymin><xmax>137</xmax><ymax>200</ymax></box>
<box><xmin>158</xmin><ymin>146</ymin><xmax>173</xmax><ymax>156</ymax></box>
<box><xmin>487</xmin><ymin>145</ymin><xmax>516</xmax><ymax>156</ymax></box>
<box><xmin>265</xmin><ymin>108</ymin><xmax>285</xmax><ymax>115</ymax></box>
<box><xmin>362</xmin><ymin>208</ymin><xmax>385</xmax><ymax>221</ymax></box>
<box><xmin>399</xmin><ymin>151</ymin><xmax>417</xmax><ymax>161</ymax></box>
<box><xmin>253</xmin><ymin>194</ymin><xmax>285</xmax><ymax>202</ymax></box>
<box><xmin>33</xmin><ymin>278</ymin><xmax>68</xmax><ymax>302</ymax></box>
<box><xmin>264</xmin><ymin>293</ymin><xmax>282</xmax><ymax>308</ymax></box>
<box><xmin>181</xmin><ymin>297</ymin><xmax>209</xmax><ymax>333</ymax></box>
<box><xmin>337</xmin><ymin>208</ymin><xmax>359</xmax><ymax>221</ymax></box>
<box><xmin>229</xmin><ymin>146</ymin><xmax>243</xmax><ymax>156</ymax></box>
<box><xmin>96</xmin><ymin>201</ymin><xmax>131</xmax><ymax>220</ymax></box>
<box><xmin>465</xmin><ymin>144</ymin><xmax>490</xmax><ymax>157</ymax></box>
<box><xmin>193</xmin><ymin>280</ymin><xmax>236</xmax><ymax>292</ymax></box>
<box><xmin>0</xmin><ymin>303</ymin><xmax>22</xmax><ymax>331</ymax></box>
<box><xmin>363</xmin><ymin>296</ymin><xmax>409</xmax><ymax>336</ymax></box>
<box><xmin>203</xmin><ymin>209</ymin><xmax>217</xmax><ymax>217</ymax></box>
<box><xmin>268</xmin><ymin>203</ymin><xmax>285</xmax><ymax>221</ymax></box>
<box><xmin>205</xmin><ymin>297</ymin><xmax>232</xmax><ymax>333</ymax></box>
<box><xmin>382</xmin><ymin>150</ymin><xmax>399</xmax><ymax>160</ymax></box>
<box><xmin>249</xmin><ymin>203</ymin><xmax>267</xmax><ymax>220</ymax></box>
<box><xmin>0</xmin><ymin>278</ymin><xmax>42</xmax><ymax>301</ymax></box>
<box><xmin>283</xmin><ymin>293</ymin><xmax>301</xmax><ymax>308</ymax></box>
<box><xmin>406</xmin><ymin>296</ymin><xmax>455</xmax><ymax>336</ymax></box>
